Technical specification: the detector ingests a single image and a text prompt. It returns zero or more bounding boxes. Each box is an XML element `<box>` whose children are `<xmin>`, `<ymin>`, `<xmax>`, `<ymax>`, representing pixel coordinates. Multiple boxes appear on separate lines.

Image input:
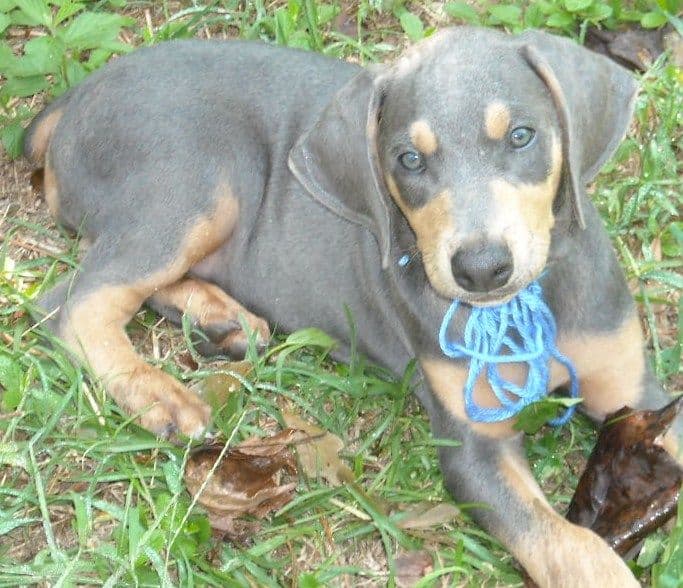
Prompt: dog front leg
<box><xmin>421</xmin><ymin>358</ymin><xmax>639</xmax><ymax>587</ymax></box>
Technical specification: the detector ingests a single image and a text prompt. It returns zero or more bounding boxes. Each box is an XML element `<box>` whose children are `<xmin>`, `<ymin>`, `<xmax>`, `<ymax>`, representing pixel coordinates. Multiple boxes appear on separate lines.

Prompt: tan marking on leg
<box><xmin>64</xmin><ymin>286</ymin><xmax>212</xmax><ymax>436</ymax></box>
<box><xmin>27</xmin><ymin>108</ymin><xmax>62</xmax><ymax>165</ymax></box>
<box><xmin>553</xmin><ymin>314</ymin><xmax>646</xmax><ymax>420</ymax></box>
<box><xmin>151</xmin><ymin>278</ymin><xmax>270</xmax><ymax>344</ymax></box>
<box><xmin>409</xmin><ymin>120</ymin><xmax>438</xmax><ymax>156</ymax></box>
<box><xmin>498</xmin><ymin>449</ymin><xmax>638</xmax><ymax>587</ymax></box>
<box><xmin>43</xmin><ymin>157</ymin><xmax>60</xmax><ymax>219</ymax></box>
<box><xmin>484</xmin><ymin>101</ymin><xmax>511</xmax><ymax>141</ymax></box>
<box><xmin>62</xmin><ymin>192</ymin><xmax>238</xmax><ymax>437</ymax></box>
<box><xmin>421</xmin><ymin>357</ymin><xmax>522</xmax><ymax>438</ymax></box>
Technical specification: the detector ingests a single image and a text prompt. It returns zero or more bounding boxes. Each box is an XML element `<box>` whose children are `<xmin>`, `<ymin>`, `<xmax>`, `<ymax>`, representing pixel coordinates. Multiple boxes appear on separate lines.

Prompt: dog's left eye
<box><xmin>509</xmin><ymin>127</ymin><xmax>535</xmax><ymax>149</ymax></box>
<box><xmin>398</xmin><ymin>150</ymin><xmax>425</xmax><ymax>172</ymax></box>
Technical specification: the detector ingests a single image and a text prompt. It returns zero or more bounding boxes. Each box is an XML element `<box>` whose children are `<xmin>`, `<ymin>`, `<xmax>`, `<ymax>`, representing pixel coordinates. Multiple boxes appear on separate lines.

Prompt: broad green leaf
<box><xmin>0</xmin><ymin>120</ymin><xmax>24</xmax><ymax>159</ymax></box>
<box><xmin>620</xmin><ymin>8</ymin><xmax>646</xmax><ymax>21</ymax></box>
<box><xmin>399</xmin><ymin>11</ymin><xmax>424</xmax><ymax>42</ymax></box>
<box><xmin>298</xmin><ymin>574</ymin><xmax>323</xmax><ymax>588</ymax></box>
<box><xmin>660</xmin><ymin>345</ymin><xmax>681</xmax><ymax>377</ymax></box>
<box><xmin>546</xmin><ymin>11</ymin><xmax>575</xmax><ymax>27</ymax></box>
<box><xmin>0</xmin><ymin>12</ymin><xmax>11</xmax><ymax>35</ymax></box>
<box><xmin>487</xmin><ymin>4</ymin><xmax>523</xmax><ymax>25</ymax></box>
<box><xmin>514</xmin><ymin>397</ymin><xmax>582</xmax><ymax>434</ymax></box>
<box><xmin>445</xmin><ymin>2</ymin><xmax>480</xmax><ymax>24</ymax></box>
<box><xmin>55</xmin><ymin>0</ymin><xmax>86</xmax><ymax>25</ymax></box>
<box><xmin>0</xmin><ymin>41</ymin><xmax>19</xmax><ymax>73</ymax></box>
<box><xmin>13</xmin><ymin>0</ymin><xmax>52</xmax><ymax>27</ymax></box>
<box><xmin>563</xmin><ymin>0</ymin><xmax>593</xmax><ymax>12</ymax></box>
<box><xmin>285</xmin><ymin>327</ymin><xmax>337</xmax><ymax>349</ymax></box>
<box><xmin>640</xmin><ymin>11</ymin><xmax>667</xmax><ymax>28</ymax></box>
<box><xmin>0</xmin><ymin>74</ymin><xmax>49</xmax><ymax>99</ymax></box>
<box><xmin>0</xmin><ymin>354</ymin><xmax>24</xmax><ymax>409</ymax></box>
<box><xmin>586</xmin><ymin>2</ymin><xmax>612</xmax><ymax>20</ymax></box>
<box><xmin>19</xmin><ymin>36</ymin><xmax>63</xmax><ymax>75</ymax></box>
<box><xmin>61</xmin><ymin>12</ymin><xmax>134</xmax><ymax>51</ymax></box>
<box><xmin>524</xmin><ymin>3</ymin><xmax>545</xmax><ymax>27</ymax></box>
<box><xmin>65</xmin><ymin>58</ymin><xmax>87</xmax><ymax>85</ymax></box>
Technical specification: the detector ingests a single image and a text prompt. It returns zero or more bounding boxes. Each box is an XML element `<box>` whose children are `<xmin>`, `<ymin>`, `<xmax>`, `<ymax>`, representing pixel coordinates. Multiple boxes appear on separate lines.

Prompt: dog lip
<box><xmin>446</xmin><ymin>277</ymin><xmax>536</xmax><ymax>307</ymax></box>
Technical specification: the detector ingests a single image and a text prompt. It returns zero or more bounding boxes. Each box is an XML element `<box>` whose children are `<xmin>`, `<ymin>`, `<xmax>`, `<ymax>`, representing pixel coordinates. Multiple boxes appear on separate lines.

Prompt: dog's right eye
<box><xmin>398</xmin><ymin>150</ymin><xmax>425</xmax><ymax>172</ymax></box>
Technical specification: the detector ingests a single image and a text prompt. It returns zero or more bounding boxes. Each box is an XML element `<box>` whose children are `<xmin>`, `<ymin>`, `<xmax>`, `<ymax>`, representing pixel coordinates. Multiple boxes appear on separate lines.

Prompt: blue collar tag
<box><xmin>438</xmin><ymin>281</ymin><xmax>579</xmax><ymax>425</ymax></box>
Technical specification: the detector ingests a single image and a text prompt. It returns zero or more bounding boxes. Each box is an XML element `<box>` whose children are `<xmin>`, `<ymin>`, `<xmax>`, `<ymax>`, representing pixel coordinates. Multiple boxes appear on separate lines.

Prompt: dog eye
<box><xmin>398</xmin><ymin>150</ymin><xmax>425</xmax><ymax>172</ymax></box>
<box><xmin>509</xmin><ymin>127</ymin><xmax>535</xmax><ymax>149</ymax></box>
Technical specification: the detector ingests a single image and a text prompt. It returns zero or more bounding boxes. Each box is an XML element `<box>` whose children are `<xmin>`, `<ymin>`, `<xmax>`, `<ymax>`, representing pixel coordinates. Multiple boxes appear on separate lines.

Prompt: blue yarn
<box><xmin>438</xmin><ymin>281</ymin><xmax>579</xmax><ymax>426</ymax></box>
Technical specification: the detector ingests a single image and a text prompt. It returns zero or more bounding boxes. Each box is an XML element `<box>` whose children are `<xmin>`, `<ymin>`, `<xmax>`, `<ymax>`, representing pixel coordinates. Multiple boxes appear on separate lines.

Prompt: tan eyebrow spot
<box><xmin>409</xmin><ymin>120</ymin><xmax>438</xmax><ymax>155</ymax></box>
<box><xmin>485</xmin><ymin>101</ymin><xmax>511</xmax><ymax>141</ymax></box>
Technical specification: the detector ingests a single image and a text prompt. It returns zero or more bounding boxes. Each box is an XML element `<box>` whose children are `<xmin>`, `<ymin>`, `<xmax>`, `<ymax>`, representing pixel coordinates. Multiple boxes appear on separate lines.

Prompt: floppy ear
<box><xmin>519</xmin><ymin>31</ymin><xmax>639</xmax><ymax>229</ymax></box>
<box><xmin>288</xmin><ymin>70</ymin><xmax>392</xmax><ymax>269</ymax></box>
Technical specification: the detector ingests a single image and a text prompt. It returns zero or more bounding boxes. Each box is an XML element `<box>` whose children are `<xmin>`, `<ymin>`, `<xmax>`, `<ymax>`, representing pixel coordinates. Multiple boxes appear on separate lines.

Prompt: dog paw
<box><xmin>118</xmin><ymin>368</ymin><xmax>212</xmax><ymax>439</ymax></box>
<box><xmin>196</xmin><ymin>314</ymin><xmax>270</xmax><ymax>359</ymax></box>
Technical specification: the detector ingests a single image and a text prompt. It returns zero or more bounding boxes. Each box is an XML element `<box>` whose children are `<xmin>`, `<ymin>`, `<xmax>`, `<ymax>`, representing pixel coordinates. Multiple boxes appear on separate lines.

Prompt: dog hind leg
<box><xmin>147</xmin><ymin>278</ymin><xmax>270</xmax><ymax>359</ymax></box>
<box><xmin>37</xmin><ymin>195</ymin><xmax>239</xmax><ymax>438</ymax></box>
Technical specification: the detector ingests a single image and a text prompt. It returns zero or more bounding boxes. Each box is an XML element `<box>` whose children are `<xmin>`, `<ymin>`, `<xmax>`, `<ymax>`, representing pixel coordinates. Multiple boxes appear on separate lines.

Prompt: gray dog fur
<box><xmin>24</xmin><ymin>26</ymin><xmax>679</xmax><ymax>586</ymax></box>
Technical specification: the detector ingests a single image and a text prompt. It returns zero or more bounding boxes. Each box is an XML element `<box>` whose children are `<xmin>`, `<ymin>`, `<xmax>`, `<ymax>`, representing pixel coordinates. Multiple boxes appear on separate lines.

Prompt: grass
<box><xmin>0</xmin><ymin>0</ymin><xmax>682</xmax><ymax>586</ymax></box>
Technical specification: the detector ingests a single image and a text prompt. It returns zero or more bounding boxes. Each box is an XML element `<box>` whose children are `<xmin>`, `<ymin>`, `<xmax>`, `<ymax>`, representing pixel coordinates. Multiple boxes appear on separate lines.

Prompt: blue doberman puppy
<box><xmin>24</xmin><ymin>26</ymin><xmax>679</xmax><ymax>586</ymax></box>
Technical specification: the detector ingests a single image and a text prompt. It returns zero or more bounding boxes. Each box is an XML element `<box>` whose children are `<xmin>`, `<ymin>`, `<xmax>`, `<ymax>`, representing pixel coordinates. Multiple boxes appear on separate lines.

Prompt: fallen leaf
<box><xmin>208</xmin><ymin>516</ymin><xmax>261</xmax><ymax>546</ymax></box>
<box><xmin>396</xmin><ymin>502</ymin><xmax>461</xmax><ymax>530</ymax></box>
<box><xmin>202</xmin><ymin>360</ymin><xmax>253</xmax><ymax>408</ymax></box>
<box><xmin>184</xmin><ymin>429</ymin><xmax>299</xmax><ymax>525</ymax></box>
<box><xmin>176</xmin><ymin>351</ymin><xmax>199</xmax><ymax>371</ymax></box>
<box><xmin>566</xmin><ymin>397</ymin><xmax>683</xmax><ymax>555</ymax></box>
<box><xmin>282</xmin><ymin>412</ymin><xmax>354</xmax><ymax>486</ymax></box>
<box><xmin>395</xmin><ymin>550</ymin><xmax>433</xmax><ymax>587</ymax></box>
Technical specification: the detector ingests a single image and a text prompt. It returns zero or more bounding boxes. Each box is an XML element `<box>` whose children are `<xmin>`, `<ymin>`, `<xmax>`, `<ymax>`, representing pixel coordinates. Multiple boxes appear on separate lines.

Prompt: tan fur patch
<box><xmin>484</xmin><ymin>101</ymin><xmax>511</xmax><ymax>141</ymax></box>
<box><xmin>554</xmin><ymin>314</ymin><xmax>646</xmax><ymax>419</ymax></box>
<box><xmin>387</xmin><ymin>178</ymin><xmax>456</xmax><ymax>296</ymax></box>
<box><xmin>61</xmin><ymin>189</ymin><xmax>239</xmax><ymax>436</ymax></box>
<box><xmin>490</xmin><ymin>139</ymin><xmax>562</xmax><ymax>238</ymax></box>
<box><xmin>27</xmin><ymin>108</ymin><xmax>62</xmax><ymax>165</ymax></box>
<box><xmin>420</xmin><ymin>357</ymin><xmax>521</xmax><ymax>438</ymax></box>
<box><xmin>150</xmin><ymin>277</ymin><xmax>270</xmax><ymax>342</ymax></box>
<box><xmin>44</xmin><ymin>156</ymin><xmax>59</xmax><ymax>219</ymax></box>
<box><xmin>500</xmin><ymin>448</ymin><xmax>552</xmax><ymax>509</ymax></box>
<box><xmin>409</xmin><ymin>120</ymin><xmax>438</xmax><ymax>155</ymax></box>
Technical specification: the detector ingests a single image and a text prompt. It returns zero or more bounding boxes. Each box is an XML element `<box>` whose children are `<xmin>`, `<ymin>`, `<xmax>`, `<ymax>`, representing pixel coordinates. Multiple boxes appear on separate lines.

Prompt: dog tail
<box><xmin>23</xmin><ymin>89</ymin><xmax>74</xmax><ymax>167</ymax></box>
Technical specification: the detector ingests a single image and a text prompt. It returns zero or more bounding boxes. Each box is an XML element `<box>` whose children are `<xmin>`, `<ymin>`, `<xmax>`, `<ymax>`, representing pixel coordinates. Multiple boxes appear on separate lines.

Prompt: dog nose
<box><xmin>451</xmin><ymin>242</ymin><xmax>513</xmax><ymax>292</ymax></box>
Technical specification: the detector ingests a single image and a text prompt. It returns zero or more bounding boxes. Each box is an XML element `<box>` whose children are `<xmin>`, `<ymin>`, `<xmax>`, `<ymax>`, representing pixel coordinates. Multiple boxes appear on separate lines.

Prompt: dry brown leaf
<box><xmin>184</xmin><ymin>428</ymin><xmax>299</xmax><ymax>525</ymax></box>
<box><xmin>395</xmin><ymin>550</ymin><xmax>433</xmax><ymax>588</ymax></box>
<box><xmin>567</xmin><ymin>397</ymin><xmax>683</xmax><ymax>555</ymax></box>
<box><xmin>282</xmin><ymin>411</ymin><xmax>354</xmax><ymax>486</ymax></box>
<box><xmin>397</xmin><ymin>502</ymin><xmax>461</xmax><ymax>530</ymax></box>
<box><xmin>202</xmin><ymin>360</ymin><xmax>253</xmax><ymax>407</ymax></box>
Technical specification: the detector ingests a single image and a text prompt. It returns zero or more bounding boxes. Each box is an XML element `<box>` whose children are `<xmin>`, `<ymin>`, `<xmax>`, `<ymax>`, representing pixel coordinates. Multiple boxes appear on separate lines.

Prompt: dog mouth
<box><xmin>438</xmin><ymin>273</ymin><xmax>541</xmax><ymax>308</ymax></box>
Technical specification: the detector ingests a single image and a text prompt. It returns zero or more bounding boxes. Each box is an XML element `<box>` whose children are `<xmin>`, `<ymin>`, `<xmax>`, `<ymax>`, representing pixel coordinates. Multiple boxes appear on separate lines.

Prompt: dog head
<box><xmin>289</xmin><ymin>27</ymin><xmax>638</xmax><ymax>305</ymax></box>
